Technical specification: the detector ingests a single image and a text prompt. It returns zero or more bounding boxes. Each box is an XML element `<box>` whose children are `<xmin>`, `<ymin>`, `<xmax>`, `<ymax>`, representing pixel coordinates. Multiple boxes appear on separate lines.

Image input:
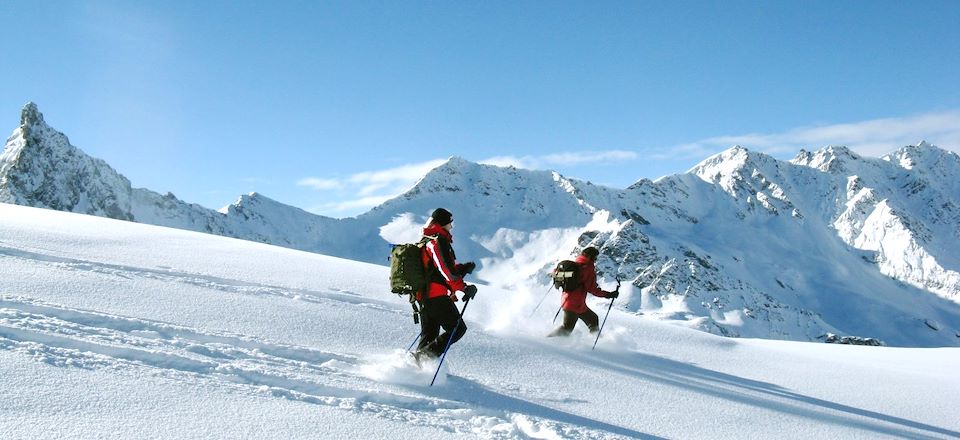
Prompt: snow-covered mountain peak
<box><xmin>1</xmin><ymin>105</ymin><xmax>338</xmax><ymax>247</ymax></box>
<box><xmin>5</xmin><ymin>103</ymin><xmax>65</xmax><ymax>157</ymax></box>
<box><xmin>237</xmin><ymin>191</ymin><xmax>271</xmax><ymax>205</ymax></box>
<box><xmin>689</xmin><ymin>145</ymin><xmax>781</xmax><ymax>181</ymax></box>
<box><xmin>222</xmin><ymin>192</ymin><xmax>309</xmax><ymax>216</ymax></box>
<box><xmin>5</xmin><ymin>103</ymin><xmax>73</xmax><ymax>155</ymax></box>
<box><xmin>20</xmin><ymin>102</ymin><xmax>44</xmax><ymax>128</ymax></box>
<box><xmin>693</xmin><ymin>144</ymin><xmax>749</xmax><ymax>166</ymax></box>
<box><xmin>0</xmin><ymin>103</ymin><xmax>135</xmax><ymax>220</ymax></box>
<box><xmin>443</xmin><ymin>155</ymin><xmax>473</xmax><ymax>168</ymax></box>
<box><xmin>884</xmin><ymin>141</ymin><xmax>959</xmax><ymax>171</ymax></box>
<box><xmin>221</xmin><ymin>192</ymin><xmax>264</xmax><ymax>213</ymax></box>
<box><xmin>376</xmin><ymin>155</ymin><xmax>598</xmax><ymax>230</ymax></box>
<box><xmin>687</xmin><ymin>146</ymin><xmax>788</xmax><ymax>205</ymax></box>
<box><xmin>401</xmin><ymin>155</ymin><xmax>560</xmax><ymax>200</ymax></box>
<box><xmin>11</xmin><ymin>102</ymin><xmax>63</xmax><ymax>154</ymax></box>
<box><xmin>430</xmin><ymin>155</ymin><xmax>480</xmax><ymax>174</ymax></box>
<box><xmin>791</xmin><ymin>145</ymin><xmax>864</xmax><ymax>173</ymax></box>
<box><xmin>405</xmin><ymin>156</ymin><xmax>478</xmax><ymax>195</ymax></box>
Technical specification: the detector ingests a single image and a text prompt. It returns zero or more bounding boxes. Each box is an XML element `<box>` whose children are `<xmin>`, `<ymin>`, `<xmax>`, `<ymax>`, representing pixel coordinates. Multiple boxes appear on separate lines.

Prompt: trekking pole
<box><xmin>592</xmin><ymin>276</ymin><xmax>621</xmax><ymax>350</ymax></box>
<box><xmin>528</xmin><ymin>283</ymin><xmax>554</xmax><ymax>318</ymax></box>
<box><xmin>406</xmin><ymin>332</ymin><xmax>422</xmax><ymax>353</ymax></box>
<box><xmin>552</xmin><ymin>307</ymin><xmax>562</xmax><ymax>324</ymax></box>
<box><xmin>430</xmin><ymin>296</ymin><xmax>472</xmax><ymax>387</ymax></box>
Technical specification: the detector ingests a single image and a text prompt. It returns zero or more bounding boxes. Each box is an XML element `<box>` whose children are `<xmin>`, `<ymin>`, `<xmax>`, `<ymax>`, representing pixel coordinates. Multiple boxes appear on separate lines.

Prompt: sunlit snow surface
<box><xmin>1</xmin><ymin>203</ymin><xmax>958</xmax><ymax>439</ymax></box>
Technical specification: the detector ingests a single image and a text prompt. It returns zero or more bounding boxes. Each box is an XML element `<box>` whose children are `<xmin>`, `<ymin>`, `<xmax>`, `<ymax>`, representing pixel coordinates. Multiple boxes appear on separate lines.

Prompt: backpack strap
<box><xmin>409</xmin><ymin>294</ymin><xmax>420</xmax><ymax>324</ymax></box>
<box><xmin>415</xmin><ymin>234</ymin><xmax>441</xmax><ymax>303</ymax></box>
<box><xmin>419</xmin><ymin>234</ymin><xmax>439</xmax><ymax>247</ymax></box>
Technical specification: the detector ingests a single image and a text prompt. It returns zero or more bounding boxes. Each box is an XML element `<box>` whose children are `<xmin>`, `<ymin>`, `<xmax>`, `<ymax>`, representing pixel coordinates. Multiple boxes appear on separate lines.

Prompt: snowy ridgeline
<box><xmin>3</xmin><ymin>103</ymin><xmax>960</xmax><ymax>347</ymax></box>
<box><xmin>1</xmin><ymin>203</ymin><xmax>959</xmax><ymax>439</ymax></box>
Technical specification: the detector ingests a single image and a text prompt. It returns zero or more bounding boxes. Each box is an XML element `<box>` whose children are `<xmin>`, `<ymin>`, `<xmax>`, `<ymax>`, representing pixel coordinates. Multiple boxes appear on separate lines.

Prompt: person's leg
<box><xmin>580</xmin><ymin>308</ymin><xmax>600</xmax><ymax>333</ymax></box>
<box><xmin>416</xmin><ymin>302</ymin><xmax>440</xmax><ymax>352</ymax></box>
<box><xmin>547</xmin><ymin>310</ymin><xmax>578</xmax><ymax>337</ymax></box>
<box><xmin>421</xmin><ymin>297</ymin><xmax>466</xmax><ymax>357</ymax></box>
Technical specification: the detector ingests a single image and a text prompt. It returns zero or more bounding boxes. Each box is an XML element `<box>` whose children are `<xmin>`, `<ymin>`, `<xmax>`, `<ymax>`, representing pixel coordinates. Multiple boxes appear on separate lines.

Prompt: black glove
<box><xmin>462</xmin><ymin>284</ymin><xmax>478</xmax><ymax>300</ymax></box>
<box><xmin>606</xmin><ymin>290</ymin><xmax>620</xmax><ymax>299</ymax></box>
<box><xmin>458</xmin><ymin>262</ymin><xmax>476</xmax><ymax>276</ymax></box>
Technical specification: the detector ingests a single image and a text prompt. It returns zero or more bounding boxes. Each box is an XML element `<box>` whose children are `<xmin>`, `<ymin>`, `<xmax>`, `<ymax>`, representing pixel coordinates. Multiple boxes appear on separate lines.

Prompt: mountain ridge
<box><xmin>3</xmin><ymin>103</ymin><xmax>959</xmax><ymax>347</ymax></box>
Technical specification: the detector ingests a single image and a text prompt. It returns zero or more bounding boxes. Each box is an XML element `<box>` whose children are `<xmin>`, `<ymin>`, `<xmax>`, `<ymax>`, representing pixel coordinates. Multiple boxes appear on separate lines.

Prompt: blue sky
<box><xmin>2</xmin><ymin>1</ymin><xmax>959</xmax><ymax>217</ymax></box>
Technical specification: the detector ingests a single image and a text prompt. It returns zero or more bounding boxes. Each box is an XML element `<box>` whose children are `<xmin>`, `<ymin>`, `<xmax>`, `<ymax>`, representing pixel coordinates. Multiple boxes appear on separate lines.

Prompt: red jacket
<box><xmin>560</xmin><ymin>255</ymin><xmax>610</xmax><ymax>313</ymax></box>
<box><xmin>419</xmin><ymin>224</ymin><xmax>467</xmax><ymax>301</ymax></box>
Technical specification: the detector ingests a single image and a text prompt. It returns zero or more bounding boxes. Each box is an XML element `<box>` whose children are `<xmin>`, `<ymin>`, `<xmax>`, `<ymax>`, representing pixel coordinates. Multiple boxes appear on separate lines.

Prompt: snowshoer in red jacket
<box><xmin>548</xmin><ymin>246</ymin><xmax>618</xmax><ymax>337</ymax></box>
<box><xmin>414</xmin><ymin>208</ymin><xmax>477</xmax><ymax>362</ymax></box>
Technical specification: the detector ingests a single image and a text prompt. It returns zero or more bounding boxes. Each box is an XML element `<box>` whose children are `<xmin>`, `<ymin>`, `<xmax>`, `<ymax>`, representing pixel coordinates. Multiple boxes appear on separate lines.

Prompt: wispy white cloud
<box><xmin>648</xmin><ymin>143</ymin><xmax>718</xmax><ymax>161</ymax></box>
<box><xmin>296</xmin><ymin>177</ymin><xmax>342</xmax><ymax>191</ymax></box>
<box><xmin>298</xmin><ymin>160</ymin><xmax>448</xmax><ymax>195</ymax></box>
<box><xmin>309</xmin><ymin>195</ymin><xmax>396</xmax><ymax>215</ymax></box>
<box><xmin>300</xmin><ymin>151</ymin><xmax>640</xmax><ymax>216</ymax></box>
<box><xmin>665</xmin><ymin>110</ymin><xmax>960</xmax><ymax>160</ymax></box>
<box><xmin>299</xmin><ymin>159</ymin><xmax>448</xmax><ymax>215</ymax></box>
<box><xmin>347</xmin><ymin>159</ymin><xmax>448</xmax><ymax>196</ymax></box>
<box><xmin>543</xmin><ymin>150</ymin><xmax>639</xmax><ymax>165</ymax></box>
<box><xmin>480</xmin><ymin>150</ymin><xmax>639</xmax><ymax>170</ymax></box>
<box><xmin>478</xmin><ymin>156</ymin><xmax>529</xmax><ymax>169</ymax></box>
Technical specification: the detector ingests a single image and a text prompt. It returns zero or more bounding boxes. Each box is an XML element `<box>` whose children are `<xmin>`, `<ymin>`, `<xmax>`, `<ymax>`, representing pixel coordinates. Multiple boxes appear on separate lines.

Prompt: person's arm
<box><xmin>582</xmin><ymin>264</ymin><xmax>609</xmax><ymax>297</ymax></box>
<box><xmin>455</xmin><ymin>262</ymin><xmax>476</xmax><ymax>277</ymax></box>
<box><xmin>425</xmin><ymin>239</ymin><xmax>466</xmax><ymax>292</ymax></box>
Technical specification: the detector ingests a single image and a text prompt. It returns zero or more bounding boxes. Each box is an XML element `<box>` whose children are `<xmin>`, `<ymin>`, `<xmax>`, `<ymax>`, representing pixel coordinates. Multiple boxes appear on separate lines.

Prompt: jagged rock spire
<box><xmin>20</xmin><ymin>102</ymin><xmax>43</xmax><ymax>128</ymax></box>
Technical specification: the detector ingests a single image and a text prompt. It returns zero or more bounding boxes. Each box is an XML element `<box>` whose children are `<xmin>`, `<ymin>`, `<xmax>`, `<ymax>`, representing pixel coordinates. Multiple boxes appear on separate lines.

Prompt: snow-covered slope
<box><xmin>793</xmin><ymin>144</ymin><xmax>960</xmax><ymax>299</ymax></box>
<box><xmin>3</xmin><ymin>103</ymin><xmax>960</xmax><ymax>347</ymax></box>
<box><xmin>1</xmin><ymin>203</ymin><xmax>958</xmax><ymax>439</ymax></box>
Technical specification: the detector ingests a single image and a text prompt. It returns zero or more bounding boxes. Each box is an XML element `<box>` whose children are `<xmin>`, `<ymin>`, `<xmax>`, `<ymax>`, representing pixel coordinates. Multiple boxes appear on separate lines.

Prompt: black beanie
<box><xmin>581</xmin><ymin>246</ymin><xmax>599</xmax><ymax>259</ymax></box>
<box><xmin>431</xmin><ymin>208</ymin><xmax>453</xmax><ymax>226</ymax></box>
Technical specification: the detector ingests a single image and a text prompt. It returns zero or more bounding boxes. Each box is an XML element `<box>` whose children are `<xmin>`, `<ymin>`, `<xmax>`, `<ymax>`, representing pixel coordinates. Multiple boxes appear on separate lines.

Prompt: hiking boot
<box><xmin>411</xmin><ymin>350</ymin><xmax>437</xmax><ymax>368</ymax></box>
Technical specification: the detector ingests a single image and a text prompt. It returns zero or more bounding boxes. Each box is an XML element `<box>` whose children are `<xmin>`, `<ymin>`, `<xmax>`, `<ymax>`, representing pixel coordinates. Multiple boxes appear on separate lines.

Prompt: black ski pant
<box><xmin>548</xmin><ymin>308</ymin><xmax>599</xmax><ymax>337</ymax></box>
<box><xmin>417</xmin><ymin>295</ymin><xmax>467</xmax><ymax>358</ymax></box>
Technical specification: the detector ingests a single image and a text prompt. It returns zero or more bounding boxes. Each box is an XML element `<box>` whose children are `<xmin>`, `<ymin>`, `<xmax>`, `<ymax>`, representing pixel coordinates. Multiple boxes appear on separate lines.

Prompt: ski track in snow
<box><xmin>0</xmin><ymin>243</ymin><xmax>400</xmax><ymax>315</ymax></box>
<box><xmin>0</xmin><ymin>297</ymin><xmax>644</xmax><ymax>439</ymax></box>
<box><xmin>8</xmin><ymin>293</ymin><xmax>951</xmax><ymax>440</ymax></box>
<box><xmin>0</xmin><ymin>245</ymin><xmax>650</xmax><ymax>439</ymax></box>
<box><xmin>4</xmin><ymin>237</ymin><xmax>957</xmax><ymax>439</ymax></box>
